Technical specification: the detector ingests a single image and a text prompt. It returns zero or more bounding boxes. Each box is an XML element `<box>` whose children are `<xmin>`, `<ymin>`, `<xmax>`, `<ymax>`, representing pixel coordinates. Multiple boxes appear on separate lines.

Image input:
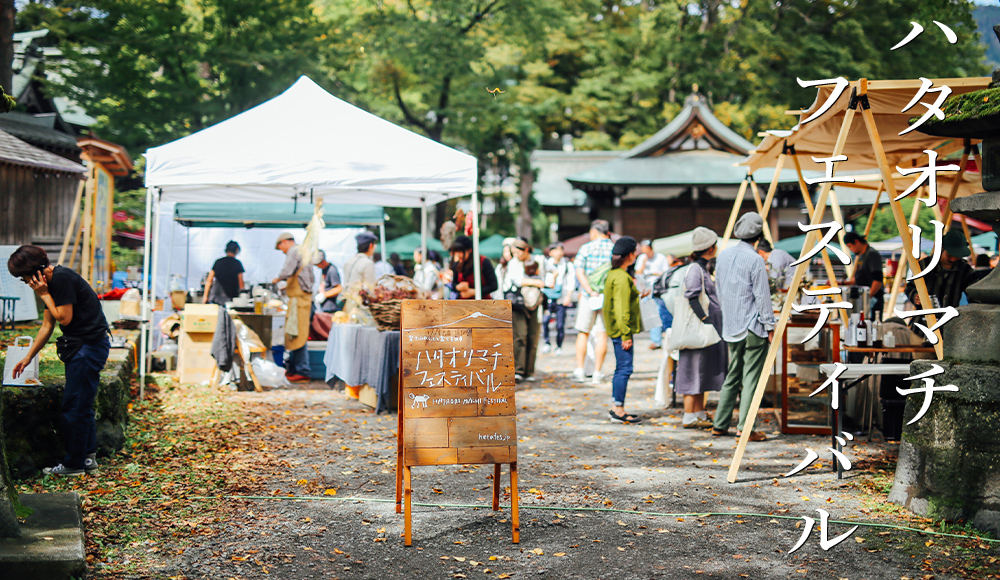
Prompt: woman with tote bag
<box><xmin>674</xmin><ymin>227</ymin><xmax>727</xmax><ymax>429</ymax></box>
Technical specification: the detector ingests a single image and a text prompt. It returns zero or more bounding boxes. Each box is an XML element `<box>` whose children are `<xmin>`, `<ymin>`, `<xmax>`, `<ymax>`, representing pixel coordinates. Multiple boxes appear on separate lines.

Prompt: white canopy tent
<box><xmin>141</xmin><ymin>76</ymin><xmax>481</xmax><ymax>389</ymax></box>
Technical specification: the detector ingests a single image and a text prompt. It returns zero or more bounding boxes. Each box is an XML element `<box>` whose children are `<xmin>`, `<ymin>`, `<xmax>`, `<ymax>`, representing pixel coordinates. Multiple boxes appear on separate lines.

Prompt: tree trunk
<box><xmin>516</xmin><ymin>166</ymin><xmax>534</xmax><ymax>242</ymax></box>
<box><xmin>0</xmin><ymin>392</ymin><xmax>23</xmax><ymax>538</ymax></box>
<box><xmin>0</xmin><ymin>0</ymin><xmax>14</xmax><ymax>95</ymax></box>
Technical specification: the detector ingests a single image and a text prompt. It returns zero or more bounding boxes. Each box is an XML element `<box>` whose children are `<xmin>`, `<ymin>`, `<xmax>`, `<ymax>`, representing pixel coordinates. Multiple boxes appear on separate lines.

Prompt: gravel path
<box><xmin>156</xmin><ymin>332</ymin><xmax>978</xmax><ymax>580</ymax></box>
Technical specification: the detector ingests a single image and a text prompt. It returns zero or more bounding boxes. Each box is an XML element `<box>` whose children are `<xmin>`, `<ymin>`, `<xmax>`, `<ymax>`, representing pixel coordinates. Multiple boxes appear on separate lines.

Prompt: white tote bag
<box><xmin>668</xmin><ymin>267</ymin><xmax>722</xmax><ymax>351</ymax></box>
<box><xmin>3</xmin><ymin>336</ymin><xmax>41</xmax><ymax>386</ymax></box>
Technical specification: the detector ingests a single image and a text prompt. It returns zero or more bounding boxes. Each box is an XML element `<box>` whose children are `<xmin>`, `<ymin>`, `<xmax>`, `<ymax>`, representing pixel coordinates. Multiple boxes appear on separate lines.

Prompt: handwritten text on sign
<box><xmin>400</xmin><ymin>301</ymin><xmax>516</xmax><ymax>467</ymax></box>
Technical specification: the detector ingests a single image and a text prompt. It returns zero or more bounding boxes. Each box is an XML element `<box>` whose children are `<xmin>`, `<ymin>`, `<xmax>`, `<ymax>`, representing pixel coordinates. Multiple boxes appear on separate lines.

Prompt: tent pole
<box><xmin>149</xmin><ymin>196</ymin><xmax>162</xmax><ymax>392</ymax></box>
<box><xmin>473</xmin><ymin>190</ymin><xmax>482</xmax><ymax>300</ymax></box>
<box><xmin>721</xmin><ymin>178</ymin><xmax>749</xmax><ymax>246</ymax></box>
<box><xmin>139</xmin><ymin>187</ymin><xmax>153</xmax><ymax>398</ymax></box>
<box><xmin>884</xmin><ymin>187</ymin><xmax>924</xmax><ymax>321</ymax></box>
<box><xmin>167</xmin><ymin>206</ymin><xmax>176</xmax><ymax>289</ymax></box>
<box><xmin>420</xmin><ymin>199</ymin><xmax>427</xmax><ymax>261</ymax></box>
<box><xmin>727</xmin><ymin>97</ymin><xmax>858</xmax><ymax>484</ymax></box>
<box><xmin>863</xmin><ymin>184</ymin><xmax>884</xmax><ymax>239</ymax></box>
<box><xmin>760</xmin><ymin>153</ymin><xmax>785</xmax><ymax>220</ymax></box>
<box><xmin>380</xmin><ymin>223</ymin><xmax>387</xmax><ymax>266</ymax></box>
<box><xmin>186</xmin><ymin>227</ymin><xmax>190</xmax><ymax>285</ymax></box>
<box><xmin>828</xmin><ymin>188</ymin><xmax>851</xmax><ymax>277</ymax></box>
<box><xmin>792</xmin><ymin>158</ymin><xmax>839</xmax><ymax>289</ymax></box>
<box><xmin>940</xmin><ymin>140</ymin><xmax>971</xmax><ymax>232</ymax></box>
<box><xmin>747</xmin><ymin>179</ymin><xmax>774</xmax><ymax>243</ymax></box>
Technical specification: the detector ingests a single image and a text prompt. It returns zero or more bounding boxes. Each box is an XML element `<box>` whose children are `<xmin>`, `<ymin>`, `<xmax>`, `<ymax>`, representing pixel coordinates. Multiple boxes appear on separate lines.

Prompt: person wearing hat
<box><xmin>446</xmin><ymin>235</ymin><xmax>498</xmax><ymax>299</ymax></box>
<box><xmin>904</xmin><ymin>229</ymin><xmax>978</xmax><ymax>310</ymax></box>
<box><xmin>203</xmin><ymin>240</ymin><xmax>245</xmax><ymax>305</ymax></box>
<box><xmin>312</xmin><ymin>250</ymin><xmax>343</xmax><ymax>312</ymax></box>
<box><xmin>675</xmin><ymin>226</ymin><xmax>728</xmax><ymax>431</ymax></box>
<box><xmin>755</xmin><ymin>238</ymin><xmax>795</xmax><ymax>290</ymax></box>
<box><xmin>844</xmin><ymin>231</ymin><xmax>885</xmax><ymax>319</ymax></box>
<box><xmin>273</xmin><ymin>232</ymin><xmax>315</xmax><ymax>382</ymax></box>
<box><xmin>603</xmin><ymin>236</ymin><xmax>643</xmax><ymax>423</ymax></box>
<box><xmin>712</xmin><ymin>213</ymin><xmax>775</xmax><ymax>441</ymax></box>
<box><xmin>342</xmin><ymin>231</ymin><xmax>378</xmax><ymax>293</ymax></box>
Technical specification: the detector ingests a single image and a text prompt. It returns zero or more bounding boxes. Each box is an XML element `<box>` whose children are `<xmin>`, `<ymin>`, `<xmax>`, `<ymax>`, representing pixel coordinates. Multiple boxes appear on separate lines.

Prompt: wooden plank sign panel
<box><xmin>399</xmin><ymin>300</ymin><xmax>516</xmax><ymax>466</ymax></box>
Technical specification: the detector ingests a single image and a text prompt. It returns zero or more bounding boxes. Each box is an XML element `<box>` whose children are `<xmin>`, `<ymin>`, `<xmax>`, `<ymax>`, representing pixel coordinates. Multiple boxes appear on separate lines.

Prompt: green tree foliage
<box><xmin>856</xmin><ymin>198</ymin><xmax>939</xmax><ymax>244</ymax></box>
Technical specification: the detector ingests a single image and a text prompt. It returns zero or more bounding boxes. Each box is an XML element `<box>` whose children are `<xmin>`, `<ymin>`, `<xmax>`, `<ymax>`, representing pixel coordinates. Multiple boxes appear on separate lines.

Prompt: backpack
<box><xmin>659</xmin><ymin>264</ymin><xmax>693</xmax><ymax>316</ymax></box>
<box><xmin>586</xmin><ymin>262</ymin><xmax>612</xmax><ymax>294</ymax></box>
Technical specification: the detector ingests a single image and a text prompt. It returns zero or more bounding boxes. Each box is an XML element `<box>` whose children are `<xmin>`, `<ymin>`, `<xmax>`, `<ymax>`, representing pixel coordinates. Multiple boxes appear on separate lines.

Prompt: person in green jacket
<box><xmin>603</xmin><ymin>236</ymin><xmax>643</xmax><ymax>424</ymax></box>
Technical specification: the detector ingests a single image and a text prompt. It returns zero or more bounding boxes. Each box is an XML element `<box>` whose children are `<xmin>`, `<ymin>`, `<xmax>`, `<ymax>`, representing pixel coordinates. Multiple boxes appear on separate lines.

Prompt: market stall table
<box><xmin>323</xmin><ymin>324</ymin><xmax>399</xmax><ymax>413</ymax></box>
<box><xmin>820</xmin><ymin>363</ymin><xmax>913</xmax><ymax>479</ymax></box>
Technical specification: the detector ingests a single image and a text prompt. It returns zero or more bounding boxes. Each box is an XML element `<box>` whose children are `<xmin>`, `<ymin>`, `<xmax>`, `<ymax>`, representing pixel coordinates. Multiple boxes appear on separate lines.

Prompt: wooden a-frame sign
<box><xmin>395</xmin><ymin>300</ymin><xmax>520</xmax><ymax>546</ymax></box>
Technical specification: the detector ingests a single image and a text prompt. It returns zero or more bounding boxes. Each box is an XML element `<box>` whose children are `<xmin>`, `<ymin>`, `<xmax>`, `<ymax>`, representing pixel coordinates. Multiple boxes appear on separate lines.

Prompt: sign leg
<box><xmin>492</xmin><ymin>464</ymin><xmax>501</xmax><ymax>511</ymax></box>
<box><xmin>404</xmin><ymin>466</ymin><xmax>413</xmax><ymax>547</ymax></box>
<box><xmin>510</xmin><ymin>462</ymin><xmax>520</xmax><ymax>544</ymax></box>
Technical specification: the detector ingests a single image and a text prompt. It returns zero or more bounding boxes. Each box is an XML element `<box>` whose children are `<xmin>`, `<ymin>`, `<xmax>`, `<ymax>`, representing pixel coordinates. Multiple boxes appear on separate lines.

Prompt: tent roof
<box><xmin>383</xmin><ymin>232</ymin><xmax>446</xmax><ymax>256</ymax></box>
<box><xmin>743</xmin><ymin>77</ymin><xmax>991</xmax><ymax>174</ymax></box>
<box><xmin>174</xmin><ymin>202</ymin><xmax>384</xmax><ymax>228</ymax></box>
<box><xmin>145</xmin><ymin>76</ymin><xmax>477</xmax><ymax>207</ymax></box>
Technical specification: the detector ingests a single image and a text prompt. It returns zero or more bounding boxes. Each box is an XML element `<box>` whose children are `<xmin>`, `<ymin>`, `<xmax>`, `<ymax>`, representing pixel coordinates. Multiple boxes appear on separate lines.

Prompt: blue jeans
<box><xmin>285</xmin><ymin>345</ymin><xmax>311</xmax><ymax>377</ymax></box>
<box><xmin>543</xmin><ymin>303</ymin><xmax>567</xmax><ymax>348</ymax></box>
<box><xmin>649</xmin><ymin>296</ymin><xmax>674</xmax><ymax>346</ymax></box>
<box><xmin>611</xmin><ymin>337</ymin><xmax>634</xmax><ymax>406</ymax></box>
<box><xmin>62</xmin><ymin>337</ymin><xmax>110</xmax><ymax>469</ymax></box>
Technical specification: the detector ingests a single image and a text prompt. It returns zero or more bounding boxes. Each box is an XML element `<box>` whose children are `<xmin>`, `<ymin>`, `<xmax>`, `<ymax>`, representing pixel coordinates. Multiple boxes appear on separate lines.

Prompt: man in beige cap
<box><xmin>273</xmin><ymin>232</ymin><xmax>315</xmax><ymax>382</ymax></box>
<box><xmin>713</xmin><ymin>212</ymin><xmax>775</xmax><ymax>441</ymax></box>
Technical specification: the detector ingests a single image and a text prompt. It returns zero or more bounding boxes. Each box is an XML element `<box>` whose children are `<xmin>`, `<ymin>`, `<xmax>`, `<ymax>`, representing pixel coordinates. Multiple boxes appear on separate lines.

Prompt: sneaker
<box><xmin>554</xmin><ymin>347</ymin><xmax>563</xmax><ymax>355</ymax></box>
<box><xmin>683</xmin><ymin>419</ymin><xmax>714</xmax><ymax>429</ymax></box>
<box><xmin>524</xmin><ymin>375</ymin><xmax>536</xmax><ymax>382</ymax></box>
<box><xmin>572</xmin><ymin>368</ymin><xmax>587</xmax><ymax>382</ymax></box>
<box><xmin>590</xmin><ymin>371</ymin><xmax>606</xmax><ymax>385</ymax></box>
<box><xmin>84</xmin><ymin>453</ymin><xmax>99</xmax><ymax>473</ymax></box>
<box><xmin>514</xmin><ymin>374</ymin><xmax>524</xmax><ymax>383</ymax></box>
<box><xmin>540</xmin><ymin>343</ymin><xmax>551</xmax><ymax>354</ymax></box>
<box><xmin>43</xmin><ymin>464</ymin><xmax>85</xmax><ymax>477</ymax></box>
<box><xmin>649</xmin><ymin>343</ymin><xmax>662</xmax><ymax>350</ymax></box>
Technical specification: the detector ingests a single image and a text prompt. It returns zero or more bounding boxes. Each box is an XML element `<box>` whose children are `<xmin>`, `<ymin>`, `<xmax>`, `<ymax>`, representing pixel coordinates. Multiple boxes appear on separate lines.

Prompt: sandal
<box><xmin>711</xmin><ymin>428</ymin><xmax>730</xmax><ymax>437</ymax></box>
<box><xmin>609</xmin><ymin>410</ymin><xmax>642</xmax><ymax>424</ymax></box>
<box><xmin>737</xmin><ymin>431</ymin><xmax>767</xmax><ymax>442</ymax></box>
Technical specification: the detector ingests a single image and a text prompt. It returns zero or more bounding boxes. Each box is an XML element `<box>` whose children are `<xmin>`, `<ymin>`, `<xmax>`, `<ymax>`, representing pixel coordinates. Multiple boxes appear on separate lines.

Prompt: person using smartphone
<box><xmin>7</xmin><ymin>245</ymin><xmax>110</xmax><ymax>476</ymax></box>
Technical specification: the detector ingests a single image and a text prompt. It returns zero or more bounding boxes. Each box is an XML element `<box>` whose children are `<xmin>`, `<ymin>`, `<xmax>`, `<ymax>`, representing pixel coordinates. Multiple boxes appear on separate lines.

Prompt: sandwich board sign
<box><xmin>395</xmin><ymin>300</ymin><xmax>519</xmax><ymax>546</ymax></box>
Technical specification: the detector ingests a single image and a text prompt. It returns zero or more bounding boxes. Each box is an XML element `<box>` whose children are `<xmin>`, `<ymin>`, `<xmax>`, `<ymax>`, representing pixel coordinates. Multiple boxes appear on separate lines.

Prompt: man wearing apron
<box><xmin>273</xmin><ymin>232</ymin><xmax>315</xmax><ymax>382</ymax></box>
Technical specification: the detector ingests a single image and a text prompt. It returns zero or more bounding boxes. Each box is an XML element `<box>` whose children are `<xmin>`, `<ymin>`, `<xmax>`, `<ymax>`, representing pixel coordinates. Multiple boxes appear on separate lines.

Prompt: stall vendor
<box><xmin>312</xmin><ymin>249</ymin><xmax>343</xmax><ymax>312</ymax></box>
<box><xmin>447</xmin><ymin>236</ymin><xmax>498</xmax><ymax>299</ymax></box>
<box><xmin>273</xmin><ymin>232</ymin><xmax>314</xmax><ymax>382</ymax></box>
<box><xmin>844</xmin><ymin>232</ymin><xmax>884</xmax><ymax>319</ymax></box>
<box><xmin>203</xmin><ymin>240</ymin><xmax>245</xmax><ymax>305</ymax></box>
<box><xmin>8</xmin><ymin>245</ymin><xmax>109</xmax><ymax>476</ymax></box>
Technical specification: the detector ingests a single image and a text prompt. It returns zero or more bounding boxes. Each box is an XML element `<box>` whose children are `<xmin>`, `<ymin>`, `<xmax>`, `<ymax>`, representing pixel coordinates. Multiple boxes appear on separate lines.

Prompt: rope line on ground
<box><xmin>101</xmin><ymin>494</ymin><xmax>1000</xmax><ymax>543</ymax></box>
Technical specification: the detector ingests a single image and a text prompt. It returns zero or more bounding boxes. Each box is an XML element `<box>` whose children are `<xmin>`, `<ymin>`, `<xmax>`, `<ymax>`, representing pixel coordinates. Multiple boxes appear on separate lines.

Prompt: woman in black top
<box><xmin>8</xmin><ymin>245</ymin><xmax>110</xmax><ymax>477</ymax></box>
<box><xmin>203</xmin><ymin>240</ymin><xmax>245</xmax><ymax>305</ymax></box>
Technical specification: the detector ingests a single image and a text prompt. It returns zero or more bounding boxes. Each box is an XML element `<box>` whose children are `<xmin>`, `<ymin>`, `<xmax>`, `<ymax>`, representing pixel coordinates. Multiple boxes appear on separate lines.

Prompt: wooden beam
<box><xmin>57</xmin><ymin>180</ymin><xmax>85</xmax><ymax>265</ymax></box>
<box><xmin>792</xmin><ymin>156</ymin><xmax>840</xmax><ymax>289</ymax></box>
<box><xmin>863</xmin><ymin>184</ymin><xmax>884</xmax><ymax>239</ymax></box>
<box><xmin>760</xmin><ymin>153</ymin><xmax>786</xmax><ymax>220</ymax></box>
<box><xmin>81</xmin><ymin>166</ymin><xmax>94</xmax><ymax>285</ymax></box>
<box><xmin>864</xmin><ymin>77</ymin><xmax>990</xmax><ymax>91</ymax></box>
<box><xmin>828</xmin><ymin>188</ymin><xmax>852</xmax><ymax>277</ymax></box>
<box><xmin>747</xmin><ymin>179</ymin><xmax>774</xmax><ymax>243</ymax></box>
<box><xmin>727</xmin><ymin>100</ymin><xmax>859</xmax><ymax>484</ymax></box>
<box><xmin>940</xmin><ymin>142</ymin><xmax>971</xmax><ymax>232</ymax></box>
<box><xmin>884</xmin><ymin>190</ymin><xmax>924</xmax><ymax>321</ymax></box>
<box><xmin>721</xmin><ymin>179</ymin><xmax>749</xmax><ymax>245</ymax></box>
<box><xmin>858</xmin><ymin>83</ymin><xmax>943</xmax><ymax>358</ymax></box>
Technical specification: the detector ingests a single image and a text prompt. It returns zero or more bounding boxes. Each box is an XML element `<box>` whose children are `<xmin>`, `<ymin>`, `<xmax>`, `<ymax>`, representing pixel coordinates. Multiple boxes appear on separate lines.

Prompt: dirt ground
<box><xmin>97</xmin><ymin>331</ymin><xmax>992</xmax><ymax>580</ymax></box>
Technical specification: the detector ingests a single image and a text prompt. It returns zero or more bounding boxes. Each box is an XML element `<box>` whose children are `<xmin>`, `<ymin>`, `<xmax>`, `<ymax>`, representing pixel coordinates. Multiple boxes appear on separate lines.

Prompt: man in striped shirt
<box><xmin>713</xmin><ymin>212</ymin><xmax>776</xmax><ymax>441</ymax></box>
<box><xmin>573</xmin><ymin>219</ymin><xmax>615</xmax><ymax>384</ymax></box>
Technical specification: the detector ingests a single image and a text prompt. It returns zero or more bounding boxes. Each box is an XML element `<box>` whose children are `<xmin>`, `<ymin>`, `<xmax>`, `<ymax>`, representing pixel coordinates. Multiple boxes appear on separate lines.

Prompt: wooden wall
<box><xmin>1</xmin><ymin>163</ymin><xmax>83</xmax><ymax>249</ymax></box>
<box><xmin>620</xmin><ymin>198</ymin><xmax>758</xmax><ymax>242</ymax></box>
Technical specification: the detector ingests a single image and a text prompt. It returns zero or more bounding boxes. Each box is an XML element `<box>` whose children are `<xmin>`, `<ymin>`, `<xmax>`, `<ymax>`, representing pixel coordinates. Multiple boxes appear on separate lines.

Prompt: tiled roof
<box><xmin>0</xmin><ymin>112</ymin><xmax>79</xmax><ymax>151</ymax></box>
<box><xmin>0</xmin><ymin>127</ymin><xmax>85</xmax><ymax>173</ymax></box>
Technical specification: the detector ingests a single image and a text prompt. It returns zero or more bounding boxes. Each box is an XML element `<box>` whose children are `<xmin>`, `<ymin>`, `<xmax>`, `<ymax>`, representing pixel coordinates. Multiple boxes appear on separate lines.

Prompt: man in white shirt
<box><xmin>636</xmin><ymin>240</ymin><xmax>672</xmax><ymax>350</ymax></box>
<box><xmin>342</xmin><ymin>232</ymin><xmax>377</xmax><ymax>292</ymax></box>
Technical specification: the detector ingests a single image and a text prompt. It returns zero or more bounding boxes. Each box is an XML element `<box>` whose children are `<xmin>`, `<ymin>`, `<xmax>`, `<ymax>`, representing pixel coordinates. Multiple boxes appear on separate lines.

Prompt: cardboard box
<box><xmin>178</xmin><ymin>331</ymin><xmax>215</xmax><ymax>384</ymax></box>
<box><xmin>182</xmin><ymin>304</ymin><xmax>219</xmax><ymax>333</ymax></box>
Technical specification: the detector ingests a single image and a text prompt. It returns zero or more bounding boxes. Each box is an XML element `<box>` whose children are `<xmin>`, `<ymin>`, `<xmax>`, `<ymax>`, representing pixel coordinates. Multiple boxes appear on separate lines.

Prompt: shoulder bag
<box><xmin>668</xmin><ymin>265</ymin><xmax>722</xmax><ymax>350</ymax></box>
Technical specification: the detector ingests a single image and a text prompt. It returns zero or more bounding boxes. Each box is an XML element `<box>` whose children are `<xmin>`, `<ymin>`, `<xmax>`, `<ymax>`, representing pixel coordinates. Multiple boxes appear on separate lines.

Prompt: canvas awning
<box><xmin>174</xmin><ymin>202</ymin><xmax>383</xmax><ymax>228</ymax></box>
<box><xmin>145</xmin><ymin>76</ymin><xmax>477</xmax><ymax>207</ymax></box>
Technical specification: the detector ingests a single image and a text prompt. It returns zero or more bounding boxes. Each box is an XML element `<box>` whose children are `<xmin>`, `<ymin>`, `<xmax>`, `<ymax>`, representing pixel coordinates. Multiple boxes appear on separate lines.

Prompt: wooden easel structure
<box><xmin>726</xmin><ymin>76</ymin><xmax>991</xmax><ymax>483</ymax></box>
<box><xmin>57</xmin><ymin>137</ymin><xmax>133</xmax><ymax>287</ymax></box>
